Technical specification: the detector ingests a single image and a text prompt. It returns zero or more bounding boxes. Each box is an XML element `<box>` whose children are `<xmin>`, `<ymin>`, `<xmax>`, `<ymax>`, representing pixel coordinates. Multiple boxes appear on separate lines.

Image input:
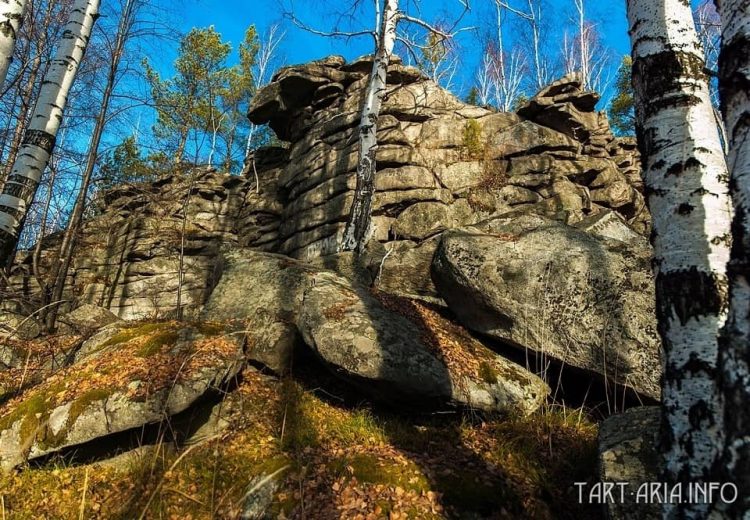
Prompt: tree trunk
<box><xmin>627</xmin><ymin>1</ymin><xmax>732</xmax><ymax>518</ymax></box>
<box><xmin>45</xmin><ymin>0</ymin><xmax>133</xmax><ymax>331</ymax></box>
<box><xmin>576</xmin><ymin>0</ymin><xmax>588</xmax><ymax>89</ymax></box>
<box><xmin>174</xmin><ymin>126</ymin><xmax>188</xmax><ymax>164</ymax></box>
<box><xmin>714</xmin><ymin>0</ymin><xmax>750</xmax><ymax>516</ymax></box>
<box><xmin>0</xmin><ymin>0</ymin><xmax>27</xmax><ymax>89</ymax></box>
<box><xmin>527</xmin><ymin>0</ymin><xmax>543</xmax><ymax>90</ymax></box>
<box><xmin>0</xmin><ymin>0</ymin><xmax>100</xmax><ymax>266</ymax></box>
<box><xmin>340</xmin><ymin>0</ymin><xmax>398</xmax><ymax>253</ymax></box>
<box><xmin>3</xmin><ymin>41</ymin><xmax>42</xmax><ymax>179</ymax></box>
<box><xmin>2</xmin><ymin>0</ymin><xmax>55</xmax><ymax>180</ymax></box>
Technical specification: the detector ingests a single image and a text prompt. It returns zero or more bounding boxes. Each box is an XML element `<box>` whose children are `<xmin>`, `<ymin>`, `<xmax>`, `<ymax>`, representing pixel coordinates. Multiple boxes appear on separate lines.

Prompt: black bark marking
<box><xmin>666</xmin><ymin>157</ymin><xmax>704</xmax><ymax>176</ymax></box>
<box><xmin>718</xmin><ymin>33</ymin><xmax>750</xmax><ymax>117</ymax></box>
<box><xmin>656</xmin><ymin>269</ymin><xmax>727</xmax><ymax>330</ymax></box>
<box><xmin>633</xmin><ymin>50</ymin><xmax>707</xmax><ymax>119</ymax></box>
<box><xmin>22</xmin><ymin>129</ymin><xmax>56</xmax><ymax>153</ymax></box>
<box><xmin>678</xmin><ymin>203</ymin><xmax>694</xmax><ymax>214</ymax></box>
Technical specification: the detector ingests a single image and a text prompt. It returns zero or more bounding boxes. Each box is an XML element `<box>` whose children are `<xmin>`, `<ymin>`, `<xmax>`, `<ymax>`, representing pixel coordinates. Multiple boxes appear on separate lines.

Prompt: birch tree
<box><xmin>0</xmin><ymin>0</ymin><xmax>27</xmax><ymax>89</ymax></box>
<box><xmin>713</xmin><ymin>0</ymin><xmax>750</xmax><ymax>516</ymax></box>
<box><xmin>2</xmin><ymin>0</ymin><xmax>73</xmax><ymax>179</ymax></box>
<box><xmin>561</xmin><ymin>18</ymin><xmax>611</xmax><ymax>93</ymax></box>
<box><xmin>340</xmin><ymin>0</ymin><xmax>399</xmax><ymax>252</ymax></box>
<box><xmin>45</xmin><ymin>0</ymin><xmax>151</xmax><ymax>330</ymax></box>
<box><xmin>245</xmin><ymin>24</ymin><xmax>284</xmax><ymax>163</ymax></box>
<box><xmin>0</xmin><ymin>0</ymin><xmax>100</xmax><ymax>266</ymax></box>
<box><xmin>288</xmin><ymin>0</ymin><xmax>470</xmax><ymax>253</ymax></box>
<box><xmin>492</xmin><ymin>0</ymin><xmax>549</xmax><ymax>92</ymax></box>
<box><xmin>626</xmin><ymin>1</ymin><xmax>732</xmax><ymax>518</ymax></box>
<box><xmin>474</xmin><ymin>40</ymin><xmax>525</xmax><ymax>111</ymax></box>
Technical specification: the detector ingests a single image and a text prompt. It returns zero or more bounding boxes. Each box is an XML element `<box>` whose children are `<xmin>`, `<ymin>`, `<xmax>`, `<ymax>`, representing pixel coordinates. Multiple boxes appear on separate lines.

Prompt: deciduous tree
<box><xmin>0</xmin><ymin>0</ymin><xmax>27</xmax><ymax>89</ymax></box>
<box><xmin>0</xmin><ymin>0</ymin><xmax>101</xmax><ymax>267</ymax></box>
<box><xmin>627</xmin><ymin>1</ymin><xmax>732</xmax><ymax>518</ymax></box>
<box><xmin>712</xmin><ymin>0</ymin><xmax>750</xmax><ymax>516</ymax></box>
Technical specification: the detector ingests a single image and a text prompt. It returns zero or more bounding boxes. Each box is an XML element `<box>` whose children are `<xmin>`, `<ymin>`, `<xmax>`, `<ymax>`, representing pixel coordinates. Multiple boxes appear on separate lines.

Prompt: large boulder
<box><xmin>203</xmin><ymin>250</ymin><xmax>548</xmax><ymax>413</ymax></box>
<box><xmin>203</xmin><ymin>251</ymin><xmax>312</xmax><ymax>374</ymax></box>
<box><xmin>432</xmin><ymin>212</ymin><xmax>661</xmax><ymax>399</ymax></box>
<box><xmin>298</xmin><ymin>271</ymin><xmax>548</xmax><ymax>413</ymax></box>
<box><xmin>0</xmin><ymin>321</ymin><xmax>244</xmax><ymax>471</ymax></box>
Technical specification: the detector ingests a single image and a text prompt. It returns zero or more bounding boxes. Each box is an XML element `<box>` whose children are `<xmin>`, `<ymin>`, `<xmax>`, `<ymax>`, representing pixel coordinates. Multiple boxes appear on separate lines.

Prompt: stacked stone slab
<box><xmin>5</xmin><ymin>151</ymin><xmax>286</xmax><ymax>321</ymax></box>
<box><xmin>5</xmin><ymin>56</ymin><xmax>649</xmax><ymax>323</ymax></box>
<box><xmin>249</xmin><ymin>59</ymin><xmax>650</xmax><ymax>264</ymax></box>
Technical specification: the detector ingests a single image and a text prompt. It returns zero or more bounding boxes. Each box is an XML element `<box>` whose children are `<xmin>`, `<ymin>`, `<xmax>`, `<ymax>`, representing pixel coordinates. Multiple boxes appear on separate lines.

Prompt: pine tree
<box><xmin>144</xmin><ymin>26</ymin><xmax>231</xmax><ymax>165</ymax></box>
<box><xmin>608</xmin><ymin>55</ymin><xmax>635</xmax><ymax>136</ymax></box>
<box><xmin>98</xmin><ymin>137</ymin><xmax>156</xmax><ymax>190</ymax></box>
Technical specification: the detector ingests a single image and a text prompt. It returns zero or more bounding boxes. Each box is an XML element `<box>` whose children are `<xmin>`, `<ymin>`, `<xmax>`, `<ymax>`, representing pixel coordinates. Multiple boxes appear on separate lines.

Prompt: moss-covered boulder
<box><xmin>0</xmin><ymin>321</ymin><xmax>243</xmax><ymax>472</ymax></box>
<box><xmin>205</xmin><ymin>249</ymin><xmax>548</xmax><ymax>414</ymax></box>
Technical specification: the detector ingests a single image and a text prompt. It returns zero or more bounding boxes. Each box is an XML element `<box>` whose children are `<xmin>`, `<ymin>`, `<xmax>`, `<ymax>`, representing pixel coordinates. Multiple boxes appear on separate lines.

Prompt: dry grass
<box><xmin>0</xmin><ymin>362</ymin><xmax>600</xmax><ymax>519</ymax></box>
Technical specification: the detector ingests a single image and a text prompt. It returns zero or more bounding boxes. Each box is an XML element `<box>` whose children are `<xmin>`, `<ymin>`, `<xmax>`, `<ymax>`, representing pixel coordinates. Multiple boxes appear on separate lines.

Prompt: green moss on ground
<box><xmin>0</xmin><ymin>366</ymin><xmax>600</xmax><ymax>519</ymax></box>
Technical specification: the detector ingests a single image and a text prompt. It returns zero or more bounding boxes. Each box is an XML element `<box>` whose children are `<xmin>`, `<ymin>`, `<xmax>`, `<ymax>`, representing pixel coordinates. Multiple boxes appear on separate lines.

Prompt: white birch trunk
<box><xmin>494</xmin><ymin>2</ymin><xmax>508</xmax><ymax>107</ymax></box>
<box><xmin>0</xmin><ymin>0</ymin><xmax>26</xmax><ymax>89</ymax></box>
<box><xmin>527</xmin><ymin>0</ymin><xmax>544</xmax><ymax>90</ymax></box>
<box><xmin>714</xmin><ymin>0</ymin><xmax>750</xmax><ymax>516</ymax></box>
<box><xmin>340</xmin><ymin>0</ymin><xmax>398</xmax><ymax>252</ymax></box>
<box><xmin>627</xmin><ymin>1</ymin><xmax>732</xmax><ymax>518</ymax></box>
<box><xmin>0</xmin><ymin>0</ymin><xmax>100</xmax><ymax>265</ymax></box>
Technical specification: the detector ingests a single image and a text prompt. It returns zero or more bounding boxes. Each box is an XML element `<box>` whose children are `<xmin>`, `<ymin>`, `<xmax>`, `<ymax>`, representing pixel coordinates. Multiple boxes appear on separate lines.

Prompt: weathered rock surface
<box><xmin>432</xmin><ymin>212</ymin><xmax>661</xmax><ymax>399</ymax></box>
<box><xmin>203</xmin><ymin>250</ymin><xmax>549</xmax><ymax>413</ymax></box>
<box><xmin>7</xmin><ymin>57</ymin><xmax>648</xmax><ymax>323</ymax></box>
<box><xmin>0</xmin><ymin>321</ymin><xmax>244</xmax><ymax>471</ymax></box>
<box><xmin>247</xmin><ymin>56</ymin><xmax>650</xmax><ymax>262</ymax></box>
<box><xmin>57</xmin><ymin>304</ymin><xmax>120</xmax><ymax>333</ymax></box>
<box><xmin>598</xmin><ymin>406</ymin><xmax>660</xmax><ymax>520</ymax></box>
<box><xmin>202</xmin><ymin>251</ymin><xmax>312</xmax><ymax>374</ymax></box>
<box><xmin>7</xmin><ymin>153</ymin><xmax>287</xmax><ymax>321</ymax></box>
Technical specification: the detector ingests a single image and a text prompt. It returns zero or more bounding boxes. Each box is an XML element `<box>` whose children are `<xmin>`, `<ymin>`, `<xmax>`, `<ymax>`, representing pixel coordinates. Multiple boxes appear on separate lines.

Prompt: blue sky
<box><xmin>158</xmin><ymin>0</ymin><xmax>635</xmax><ymax>98</ymax></box>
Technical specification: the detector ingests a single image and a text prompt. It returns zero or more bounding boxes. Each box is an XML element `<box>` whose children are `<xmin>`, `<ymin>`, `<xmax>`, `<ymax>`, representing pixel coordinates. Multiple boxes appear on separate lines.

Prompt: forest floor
<box><xmin>0</xmin><ymin>344</ymin><xmax>602</xmax><ymax>520</ymax></box>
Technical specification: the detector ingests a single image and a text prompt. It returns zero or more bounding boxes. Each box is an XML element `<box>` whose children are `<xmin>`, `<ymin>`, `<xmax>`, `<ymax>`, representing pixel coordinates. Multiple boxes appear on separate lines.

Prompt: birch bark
<box><xmin>713</xmin><ymin>0</ymin><xmax>750</xmax><ymax>516</ymax></box>
<box><xmin>626</xmin><ymin>1</ymin><xmax>732</xmax><ymax>518</ymax></box>
<box><xmin>0</xmin><ymin>0</ymin><xmax>100</xmax><ymax>265</ymax></box>
<box><xmin>340</xmin><ymin>0</ymin><xmax>399</xmax><ymax>253</ymax></box>
<box><xmin>0</xmin><ymin>0</ymin><xmax>26</xmax><ymax>89</ymax></box>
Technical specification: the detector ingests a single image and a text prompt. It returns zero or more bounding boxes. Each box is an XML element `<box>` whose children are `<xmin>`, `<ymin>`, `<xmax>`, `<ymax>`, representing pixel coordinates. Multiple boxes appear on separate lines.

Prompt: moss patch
<box><xmin>462</xmin><ymin>119</ymin><xmax>483</xmax><ymax>158</ymax></box>
<box><xmin>479</xmin><ymin>361</ymin><xmax>499</xmax><ymax>384</ymax></box>
<box><xmin>135</xmin><ymin>330</ymin><xmax>180</xmax><ymax>357</ymax></box>
<box><xmin>100</xmin><ymin>322</ymin><xmax>169</xmax><ymax>348</ymax></box>
<box><xmin>0</xmin><ymin>363</ymin><xmax>600</xmax><ymax>519</ymax></box>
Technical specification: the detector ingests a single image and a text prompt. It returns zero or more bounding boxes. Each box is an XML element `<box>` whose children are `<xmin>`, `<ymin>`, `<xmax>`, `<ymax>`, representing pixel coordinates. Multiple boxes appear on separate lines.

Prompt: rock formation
<box><xmin>0</xmin><ymin>56</ymin><xmax>661</xmax><ymax>483</ymax></box>
<box><xmin>4</xmin><ymin>56</ymin><xmax>648</xmax><ymax>323</ymax></box>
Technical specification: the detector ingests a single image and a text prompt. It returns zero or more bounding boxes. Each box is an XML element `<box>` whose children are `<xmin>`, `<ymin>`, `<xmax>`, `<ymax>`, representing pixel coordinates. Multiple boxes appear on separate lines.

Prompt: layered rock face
<box><xmin>2</xmin><ymin>55</ymin><xmax>659</xmax><ymax>406</ymax></box>
<box><xmin>5</xmin><ymin>150</ymin><xmax>287</xmax><ymax>321</ymax></box>
<box><xmin>248</xmin><ymin>57</ymin><xmax>649</xmax><ymax>264</ymax></box>
<box><xmin>0</xmin><ymin>56</ymin><xmax>663</xmax><ymax>476</ymax></box>
<box><xmin>6</xmin><ymin>55</ymin><xmax>647</xmax><ymax>323</ymax></box>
